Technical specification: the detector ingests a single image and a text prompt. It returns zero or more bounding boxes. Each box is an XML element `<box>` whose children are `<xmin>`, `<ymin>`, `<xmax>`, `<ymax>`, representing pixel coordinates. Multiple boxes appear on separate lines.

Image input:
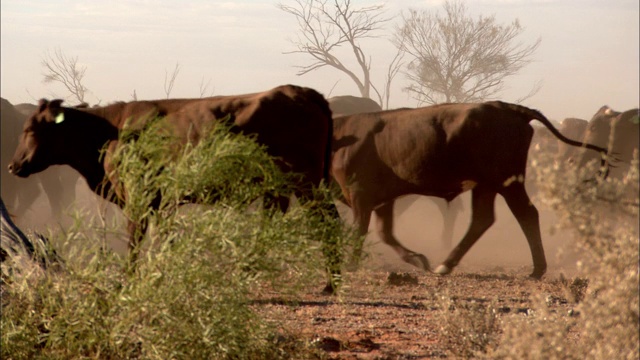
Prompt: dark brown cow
<box><xmin>328</xmin><ymin>95</ymin><xmax>463</xmax><ymax>250</ymax></box>
<box><xmin>9</xmin><ymin>85</ymin><xmax>339</xmax><ymax>292</ymax></box>
<box><xmin>13</xmin><ymin>102</ymin><xmax>81</xmax><ymax>220</ymax></box>
<box><xmin>578</xmin><ymin>106</ymin><xmax>639</xmax><ymax>179</ymax></box>
<box><xmin>331</xmin><ymin>101</ymin><xmax>608</xmax><ymax>278</ymax></box>
<box><xmin>2</xmin><ymin>99</ymin><xmax>81</xmax><ymax>222</ymax></box>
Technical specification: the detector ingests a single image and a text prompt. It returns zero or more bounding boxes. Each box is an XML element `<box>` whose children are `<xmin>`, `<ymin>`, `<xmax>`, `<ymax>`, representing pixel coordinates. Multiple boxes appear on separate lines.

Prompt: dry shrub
<box><xmin>438</xmin><ymin>295</ymin><xmax>501</xmax><ymax>358</ymax></box>
<box><xmin>490</xmin><ymin>153</ymin><xmax>639</xmax><ymax>359</ymax></box>
<box><xmin>488</xmin><ymin>293</ymin><xmax>580</xmax><ymax>360</ymax></box>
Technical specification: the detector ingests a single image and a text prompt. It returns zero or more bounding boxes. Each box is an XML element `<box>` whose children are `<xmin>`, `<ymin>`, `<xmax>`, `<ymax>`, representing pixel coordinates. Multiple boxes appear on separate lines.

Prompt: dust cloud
<box><xmin>11</xmin><ymin>179</ymin><xmax>129</xmax><ymax>256</ymax></box>
<box><xmin>13</xmin><ymin>178</ymin><xmax>583</xmax><ymax>278</ymax></box>
<box><xmin>342</xmin><ymin>193</ymin><xmax>583</xmax><ymax>277</ymax></box>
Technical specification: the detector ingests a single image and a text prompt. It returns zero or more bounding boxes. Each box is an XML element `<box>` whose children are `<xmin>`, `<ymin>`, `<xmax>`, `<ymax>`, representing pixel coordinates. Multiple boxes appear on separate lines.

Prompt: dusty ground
<box><xmin>15</xmin><ymin>186</ymin><xmax>584</xmax><ymax>359</ymax></box>
<box><xmin>253</xmin><ymin>265</ymin><xmax>579</xmax><ymax>359</ymax></box>
<box><xmin>247</xmin><ymin>194</ymin><xmax>584</xmax><ymax>359</ymax></box>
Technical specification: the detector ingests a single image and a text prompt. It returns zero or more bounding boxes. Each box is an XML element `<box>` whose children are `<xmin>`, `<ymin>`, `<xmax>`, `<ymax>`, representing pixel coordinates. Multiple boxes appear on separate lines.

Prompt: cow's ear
<box><xmin>50</xmin><ymin>99</ymin><xmax>64</xmax><ymax>109</ymax></box>
<box><xmin>46</xmin><ymin>99</ymin><xmax>65</xmax><ymax>124</ymax></box>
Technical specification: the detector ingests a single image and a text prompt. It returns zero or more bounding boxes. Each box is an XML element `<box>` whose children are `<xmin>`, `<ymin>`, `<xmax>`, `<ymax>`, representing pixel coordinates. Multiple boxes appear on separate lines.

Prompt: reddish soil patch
<box><xmin>253</xmin><ymin>266</ymin><xmax>578</xmax><ymax>359</ymax></box>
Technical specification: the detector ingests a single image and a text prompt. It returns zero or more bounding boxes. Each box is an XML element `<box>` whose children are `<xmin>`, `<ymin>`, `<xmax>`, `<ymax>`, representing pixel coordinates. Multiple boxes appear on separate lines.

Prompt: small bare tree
<box><xmin>198</xmin><ymin>76</ymin><xmax>215</xmax><ymax>98</ymax></box>
<box><xmin>41</xmin><ymin>48</ymin><xmax>89</xmax><ymax>103</ymax></box>
<box><xmin>396</xmin><ymin>0</ymin><xmax>541</xmax><ymax>104</ymax></box>
<box><xmin>164</xmin><ymin>63</ymin><xmax>181</xmax><ymax>99</ymax></box>
<box><xmin>278</xmin><ymin>0</ymin><xmax>403</xmax><ymax>108</ymax></box>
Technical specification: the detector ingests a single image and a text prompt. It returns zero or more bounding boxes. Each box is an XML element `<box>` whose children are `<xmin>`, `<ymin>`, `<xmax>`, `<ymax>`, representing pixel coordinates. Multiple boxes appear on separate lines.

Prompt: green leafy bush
<box><xmin>1</xmin><ymin>117</ymin><xmax>353</xmax><ymax>359</ymax></box>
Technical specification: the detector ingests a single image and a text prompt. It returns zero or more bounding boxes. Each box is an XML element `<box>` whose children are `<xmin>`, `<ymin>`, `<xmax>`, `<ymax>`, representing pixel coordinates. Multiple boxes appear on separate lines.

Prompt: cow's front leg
<box><xmin>373</xmin><ymin>201</ymin><xmax>431</xmax><ymax>271</ymax></box>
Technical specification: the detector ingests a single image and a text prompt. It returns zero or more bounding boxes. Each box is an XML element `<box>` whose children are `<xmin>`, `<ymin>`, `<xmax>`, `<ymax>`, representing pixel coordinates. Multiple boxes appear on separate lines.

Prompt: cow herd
<box><xmin>2</xmin><ymin>85</ymin><xmax>637</xmax><ymax>293</ymax></box>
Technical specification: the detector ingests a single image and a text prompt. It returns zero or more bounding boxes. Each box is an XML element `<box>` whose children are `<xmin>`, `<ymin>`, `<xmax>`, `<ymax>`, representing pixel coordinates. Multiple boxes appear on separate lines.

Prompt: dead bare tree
<box><xmin>395</xmin><ymin>0</ymin><xmax>541</xmax><ymax>104</ymax></box>
<box><xmin>198</xmin><ymin>76</ymin><xmax>215</xmax><ymax>98</ymax></box>
<box><xmin>41</xmin><ymin>48</ymin><xmax>89</xmax><ymax>103</ymax></box>
<box><xmin>278</xmin><ymin>0</ymin><xmax>403</xmax><ymax>109</ymax></box>
<box><xmin>164</xmin><ymin>63</ymin><xmax>181</xmax><ymax>99</ymax></box>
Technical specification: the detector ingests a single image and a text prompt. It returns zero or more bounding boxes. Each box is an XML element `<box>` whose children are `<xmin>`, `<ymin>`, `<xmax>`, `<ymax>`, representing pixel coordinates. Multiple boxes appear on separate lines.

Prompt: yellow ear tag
<box><xmin>55</xmin><ymin>112</ymin><xmax>65</xmax><ymax>124</ymax></box>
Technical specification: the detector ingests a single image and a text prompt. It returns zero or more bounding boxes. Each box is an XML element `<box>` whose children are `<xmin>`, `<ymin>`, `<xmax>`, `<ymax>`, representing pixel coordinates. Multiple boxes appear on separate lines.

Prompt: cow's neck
<box><xmin>67</xmin><ymin>119</ymin><xmax>120</xmax><ymax>202</ymax></box>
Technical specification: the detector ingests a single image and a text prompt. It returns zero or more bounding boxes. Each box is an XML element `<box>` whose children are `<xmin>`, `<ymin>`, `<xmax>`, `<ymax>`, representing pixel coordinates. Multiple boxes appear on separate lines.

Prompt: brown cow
<box><xmin>327</xmin><ymin>96</ymin><xmax>464</xmax><ymax>250</ymax></box>
<box><xmin>2</xmin><ymin>99</ymin><xmax>81</xmax><ymax>222</ymax></box>
<box><xmin>331</xmin><ymin>101</ymin><xmax>608</xmax><ymax>278</ymax></box>
<box><xmin>578</xmin><ymin>106</ymin><xmax>639</xmax><ymax>179</ymax></box>
<box><xmin>12</xmin><ymin>102</ymin><xmax>81</xmax><ymax>220</ymax></box>
<box><xmin>9</xmin><ymin>84</ymin><xmax>340</xmax><ymax>292</ymax></box>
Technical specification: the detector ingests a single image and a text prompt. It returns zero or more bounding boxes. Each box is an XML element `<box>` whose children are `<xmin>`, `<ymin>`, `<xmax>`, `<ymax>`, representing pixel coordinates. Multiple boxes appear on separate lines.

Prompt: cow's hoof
<box><xmin>529</xmin><ymin>270</ymin><xmax>546</xmax><ymax>280</ymax></box>
<box><xmin>434</xmin><ymin>264</ymin><xmax>452</xmax><ymax>275</ymax></box>
<box><xmin>403</xmin><ymin>253</ymin><xmax>431</xmax><ymax>272</ymax></box>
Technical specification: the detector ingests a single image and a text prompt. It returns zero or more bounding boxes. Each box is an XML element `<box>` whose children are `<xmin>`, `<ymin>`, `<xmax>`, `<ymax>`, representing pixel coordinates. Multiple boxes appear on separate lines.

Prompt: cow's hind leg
<box><xmin>373</xmin><ymin>201</ymin><xmax>430</xmax><ymax>271</ymax></box>
<box><xmin>435</xmin><ymin>187</ymin><xmax>497</xmax><ymax>275</ymax></box>
<box><xmin>500</xmin><ymin>183</ymin><xmax>547</xmax><ymax>279</ymax></box>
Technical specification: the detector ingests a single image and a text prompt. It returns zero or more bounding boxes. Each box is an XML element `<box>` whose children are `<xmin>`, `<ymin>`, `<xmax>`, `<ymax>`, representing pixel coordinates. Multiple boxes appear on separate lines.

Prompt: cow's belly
<box><xmin>351</xmin><ymin>167</ymin><xmax>473</xmax><ymax>207</ymax></box>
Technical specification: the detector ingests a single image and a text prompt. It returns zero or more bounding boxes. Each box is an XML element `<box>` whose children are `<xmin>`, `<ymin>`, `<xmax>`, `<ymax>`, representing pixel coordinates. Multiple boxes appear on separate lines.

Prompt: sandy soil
<box><xmin>13</xmin><ymin>180</ymin><xmax>584</xmax><ymax>359</ymax></box>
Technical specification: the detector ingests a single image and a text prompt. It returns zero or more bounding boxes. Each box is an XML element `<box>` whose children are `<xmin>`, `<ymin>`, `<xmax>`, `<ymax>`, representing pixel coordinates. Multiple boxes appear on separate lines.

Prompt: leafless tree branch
<box><xmin>279</xmin><ymin>0</ymin><xmax>399</xmax><ymax>105</ymax></box>
<box><xmin>41</xmin><ymin>48</ymin><xmax>89</xmax><ymax>103</ymax></box>
<box><xmin>198</xmin><ymin>76</ymin><xmax>215</xmax><ymax>98</ymax></box>
<box><xmin>395</xmin><ymin>0</ymin><xmax>540</xmax><ymax>105</ymax></box>
<box><xmin>164</xmin><ymin>62</ymin><xmax>181</xmax><ymax>99</ymax></box>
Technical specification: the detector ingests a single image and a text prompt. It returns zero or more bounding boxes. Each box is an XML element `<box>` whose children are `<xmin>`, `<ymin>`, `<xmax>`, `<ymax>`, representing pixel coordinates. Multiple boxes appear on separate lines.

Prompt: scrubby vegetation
<box><xmin>2</xmin><ymin>122</ymin><xmax>637</xmax><ymax>359</ymax></box>
<box><xmin>493</xmin><ymin>154</ymin><xmax>639</xmax><ymax>360</ymax></box>
<box><xmin>437</xmin><ymin>154</ymin><xmax>639</xmax><ymax>359</ymax></box>
<box><xmin>1</xmin><ymin>119</ymin><xmax>353</xmax><ymax>359</ymax></box>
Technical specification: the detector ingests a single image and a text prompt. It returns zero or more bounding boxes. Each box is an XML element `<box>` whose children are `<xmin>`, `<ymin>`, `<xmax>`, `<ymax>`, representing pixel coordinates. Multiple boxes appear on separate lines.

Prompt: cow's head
<box><xmin>8</xmin><ymin>99</ymin><xmax>68</xmax><ymax>177</ymax></box>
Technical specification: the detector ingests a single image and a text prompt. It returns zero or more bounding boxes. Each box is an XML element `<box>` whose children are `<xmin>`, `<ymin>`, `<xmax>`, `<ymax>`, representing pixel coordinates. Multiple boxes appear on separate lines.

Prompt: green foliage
<box><xmin>1</xmin><ymin>117</ymin><xmax>353</xmax><ymax>359</ymax></box>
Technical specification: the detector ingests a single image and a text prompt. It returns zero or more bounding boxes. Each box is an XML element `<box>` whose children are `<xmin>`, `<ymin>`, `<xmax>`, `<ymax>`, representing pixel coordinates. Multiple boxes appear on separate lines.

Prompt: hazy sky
<box><xmin>1</xmin><ymin>0</ymin><xmax>638</xmax><ymax>121</ymax></box>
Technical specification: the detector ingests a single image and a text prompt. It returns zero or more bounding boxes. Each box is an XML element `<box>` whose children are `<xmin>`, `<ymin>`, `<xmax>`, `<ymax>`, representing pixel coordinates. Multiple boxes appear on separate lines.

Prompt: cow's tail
<box><xmin>497</xmin><ymin>101</ymin><xmax>607</xmax><ymax>154</ymax></box>
<box><xmin>495</xmin><ymin>101</ymin><xmax>610</xmax><ymax>175</ymax></box>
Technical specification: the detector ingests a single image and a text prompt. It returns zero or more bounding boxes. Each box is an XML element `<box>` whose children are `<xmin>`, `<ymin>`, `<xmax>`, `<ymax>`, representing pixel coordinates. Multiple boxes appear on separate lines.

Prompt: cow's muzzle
<box><xmin>7</xmin><ymin>162</ymin><xmax>29</xmax><ymax>178</ymax></box>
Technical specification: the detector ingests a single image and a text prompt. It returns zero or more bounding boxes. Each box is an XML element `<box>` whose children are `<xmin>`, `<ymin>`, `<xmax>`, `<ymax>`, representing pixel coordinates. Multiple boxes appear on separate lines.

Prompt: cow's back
<box><xmin>328</xmin><ymin>95</ymin><xmax>382</xmax><ymax>117</ymax></box>
<box><xmin>150</xmin><ymin>85</ymin><xmax>334</xmax><ymax>186</ymax></box>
